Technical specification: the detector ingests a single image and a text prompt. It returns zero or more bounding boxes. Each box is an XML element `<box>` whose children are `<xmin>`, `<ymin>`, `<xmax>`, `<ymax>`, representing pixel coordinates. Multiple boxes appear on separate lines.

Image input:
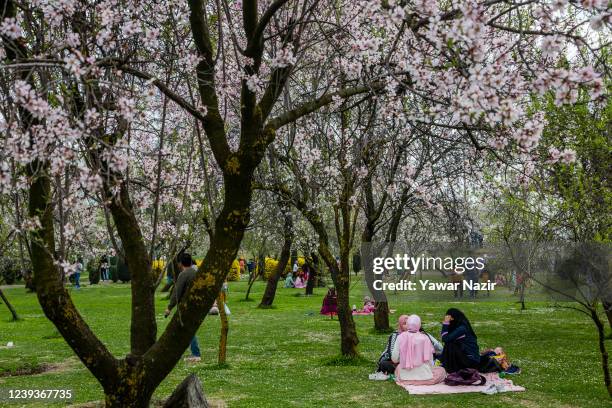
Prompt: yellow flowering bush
<box><xmin>152</xmin><ymin>259</ymin><xmax>165</xmax><ymax>272</ymax></box>
<box><xmin>228</xmin><ymin>259</ymin><xmax>241</xmax><ymax>281</ymax></box>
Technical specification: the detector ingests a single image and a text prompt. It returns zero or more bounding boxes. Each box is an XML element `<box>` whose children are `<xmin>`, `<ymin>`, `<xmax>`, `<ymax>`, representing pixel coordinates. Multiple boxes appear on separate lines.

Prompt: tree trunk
<box><xmin>0</xmin><ymin>288</ymin><xmax>19</xmax><ymax>321</ymax></box>
<box><xmin>335</xmin><ymin>268</ymin><xmax>359</xmax><ymax>356</ymax></box>
<box><xmin>3</xmin><ymin>0</ymin><xmax>298</xmax><ymax>403</ymax></box>
<box><xmin>373</xmin><ymin>301</ymin><xmax>390</xmax><ymax>332</ymax></box>
<box><xmin>298</xmin><ymin>205</ymin><xmax>359</xmax><ymax>356</ymax></box>
<box><xmin>603</xmin><ymin>301</ymin><xmax>612</xmax><ymax>332</ymax></box>
<box><xmin>217</xmin><ymin>290</ymin><xmax>228</xmax><ymax>365</ymax></box>
<box><xmin>590</xmin><ymin>307</ymin><xmax>612</xmax><ymax>398</ymax></box>
<box><xmin>163</xmin><ymin>374</ymin><xmax>209</xmax><ymax>408</ymax></box>
<box><xmin>244</xmin><ymin>268</ymin><xmax>258</xmax><ymax>300</ymax></box>
<box><xmin>245</xmin><ymin>255</ymin><xmax>263</xmax><ymax>301</ymax></box>
<box><xmin>361</xmin><ymin>242</ymin><xmax>390</xmax><ymax>332</ymax></box>
<box><xmin>107</xmin><ymin>182</ymin><xmax>156</xmax><ymax>356</ymax></box>
<box><xmin>259</xmin><ymin>211</ymin><xmax>292</xmax><ymax>307</ymax></box>
<box><xmin>105</xmin><ymin>383</ymin><xmax>153</xmax><ymax>408</ymax></box>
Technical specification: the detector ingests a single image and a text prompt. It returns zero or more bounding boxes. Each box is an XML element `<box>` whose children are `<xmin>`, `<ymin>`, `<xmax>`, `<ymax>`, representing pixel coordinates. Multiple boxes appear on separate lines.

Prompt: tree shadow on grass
<box><xmin>42</xmin><ymin>330</ymin><xmax>62</xmax><ymax>339</ymax></box>
<box><xmin>320</xmin><ymin>355</ymin><xmax>370</xmax><ymax>367</ymax></box>
<box><xmin>367</xmin><ymin>327</ymin><xmax>394</xmax><ymax>335</ymax></box>
<box><xmin>198</xmin><ymin>363</ymin><xmax>231</xmax><ymax>371</ymax></box>
<box><xmin>257</xmin><ymin>304</ymin><xmax>277</xmax><ymax>310</ymax></box>
<box><xmin>0</xmin><ymin>362</ymin><xmax>56</xmax><ymax>377</ymax></box>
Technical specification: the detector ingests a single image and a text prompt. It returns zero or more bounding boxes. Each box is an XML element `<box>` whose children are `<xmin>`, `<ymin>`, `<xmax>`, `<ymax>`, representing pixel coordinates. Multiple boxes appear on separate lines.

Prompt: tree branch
<box><xmin>267</xmin><ymin>81</ymin><xmax>384</xmax><ymax>130</ymax></box>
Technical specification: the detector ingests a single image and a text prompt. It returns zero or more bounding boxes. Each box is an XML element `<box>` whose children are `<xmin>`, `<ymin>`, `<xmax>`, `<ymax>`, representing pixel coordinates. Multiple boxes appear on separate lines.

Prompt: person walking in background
<box><xmin>247</xmin><ymin>259</ymin><xmax>255</xmax><ymax>279</ymax></box>
<box><xmin>100</xmin><ymin>256</ymin><xmax>110</xmax><ymax>281</ymax></box>
<box><xmin>74</xmin><ymin>257</ymin><xmax>83</xmax><ymax>289</ymax></box>
<box><xmin>164</xmin><ymin>253</ymin><xmax>201</xmax><ymax>362</ymax></box>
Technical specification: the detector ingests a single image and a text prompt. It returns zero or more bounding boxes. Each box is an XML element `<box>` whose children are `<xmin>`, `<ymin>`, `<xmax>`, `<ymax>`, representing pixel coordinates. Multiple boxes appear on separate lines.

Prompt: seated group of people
<box><xmin>285</xmin><ymin>266</ymin><xmax>309</xmax><ymax>288</ymax></box>
<box><xmin>375</xmin><ymin>308</ymin><xmax>518</xmax><ymax>384</ymax></box>
<box><xmin>320</xmin><ymin>290</ymin><xmax>376</xmax><ymax>316</ymax></box>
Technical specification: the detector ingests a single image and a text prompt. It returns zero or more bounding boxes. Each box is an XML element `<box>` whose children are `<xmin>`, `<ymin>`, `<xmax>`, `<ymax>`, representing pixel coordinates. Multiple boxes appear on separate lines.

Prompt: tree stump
<box><xmin>163</xmin><ymin>374</ymin><xmax>209</xmax><ymax>408</ymax></box>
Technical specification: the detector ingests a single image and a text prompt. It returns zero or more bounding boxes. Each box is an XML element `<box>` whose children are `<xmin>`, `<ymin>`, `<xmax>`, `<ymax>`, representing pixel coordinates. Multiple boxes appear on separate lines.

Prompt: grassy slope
<box><xmin>0</xmin><ymin>279</ymin><xmax>610</xmax><ymax>407</ymax></box>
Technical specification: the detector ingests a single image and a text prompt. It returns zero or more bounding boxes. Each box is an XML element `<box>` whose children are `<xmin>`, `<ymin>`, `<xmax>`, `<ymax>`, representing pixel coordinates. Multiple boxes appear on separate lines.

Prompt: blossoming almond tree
<box><xmin>0</xmin><ymin>0</ymin><xmax>609</xmax><ymax>406</ymax></box>
<box><xmin>0</xmin><ymin>0</ymin><xmax>395</xmax><ymax>405</ymax></box>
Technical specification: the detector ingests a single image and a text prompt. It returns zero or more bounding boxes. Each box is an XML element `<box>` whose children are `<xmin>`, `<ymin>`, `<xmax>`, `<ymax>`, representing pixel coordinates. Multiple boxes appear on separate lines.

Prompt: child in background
<box><xmin>482</xmin><ymin>346</ymin><xmax>521</xmax><ymax>374</ymax></box>
<box><xmin>362</xmin><ymin>296</ymin><xmax>375</xmax><ymax>314</ymax></box>
<box><xmin>320</xmin><ymin>288</ymin><xmax>338</xmax><ymax>316</ymax></box>
<box><xmin>492</xmin><ymin>347</ymin><xmax>510</xmax><ymax>370</ymax></box>
<box><xmin>294</xmin><ymin>271</ymin><xmax>306</xmax><ymax>288</ymax></box>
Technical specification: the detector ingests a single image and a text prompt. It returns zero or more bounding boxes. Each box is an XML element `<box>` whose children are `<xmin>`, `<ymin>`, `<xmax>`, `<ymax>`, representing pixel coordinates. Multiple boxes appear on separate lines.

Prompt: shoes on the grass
<box><xmin>368</xmin><ymin>372</ymin><xmax>389</xmax><ymax>381</ymax></box>
<box><xmin>481</xmin><ymin>382</ymin><xmax>507</xmax><ymax>395</ymax></box>
<box><xmin>481</xmin><ymin>384</ymin><xmax>498</xmax><ymax>395</ymax></box>
<box><xmin>184</xmin><ymin>356</ymin><xmax>201</xmax><ymax>363</ymax></box>
<box><xmin>505</xmin><ymin>365</ymin><xmax>521</xmax><ymax>374</ymax></box>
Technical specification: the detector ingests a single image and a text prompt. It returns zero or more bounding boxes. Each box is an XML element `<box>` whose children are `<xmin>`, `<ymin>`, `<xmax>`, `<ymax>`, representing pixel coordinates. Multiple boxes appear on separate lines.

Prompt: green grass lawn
<box><xmin>0</xmin><ymin>278</ymin><xmax>611</xmax><ymax>407</ymax></box>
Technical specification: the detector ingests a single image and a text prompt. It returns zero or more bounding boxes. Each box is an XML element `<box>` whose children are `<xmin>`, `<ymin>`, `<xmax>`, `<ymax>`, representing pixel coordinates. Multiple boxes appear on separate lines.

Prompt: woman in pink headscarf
<box><xmin>374</xmin><ymin>315</ymin><xmax>409</xmax><ymax>377</ymax></box>
<box><xmin>391</xmin><ymin>315</ymin><xmax>446</xmax><ymax>385</ymax></box>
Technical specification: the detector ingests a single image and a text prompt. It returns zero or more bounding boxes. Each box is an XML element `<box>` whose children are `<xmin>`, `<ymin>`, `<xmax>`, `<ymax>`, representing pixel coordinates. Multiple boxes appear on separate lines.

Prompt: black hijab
<box><xmin>445</xmin><ymin>308</ymin><xmax>477</xmax><ymax>338</ymax></box>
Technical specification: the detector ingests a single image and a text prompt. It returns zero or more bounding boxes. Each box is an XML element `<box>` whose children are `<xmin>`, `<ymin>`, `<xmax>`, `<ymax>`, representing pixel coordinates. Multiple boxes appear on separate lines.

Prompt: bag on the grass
<box><xmin>444</xmin><ymin>368</ymin><xmax>486</xmax><ymax>386</ymax></box>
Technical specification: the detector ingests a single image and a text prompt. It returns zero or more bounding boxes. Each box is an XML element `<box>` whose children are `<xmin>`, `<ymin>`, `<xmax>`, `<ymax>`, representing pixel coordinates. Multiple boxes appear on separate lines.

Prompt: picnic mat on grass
<box><xmin>398</xmin><ymin>372</ymin><xmax>525</xmax><ymax>395</ymax></box>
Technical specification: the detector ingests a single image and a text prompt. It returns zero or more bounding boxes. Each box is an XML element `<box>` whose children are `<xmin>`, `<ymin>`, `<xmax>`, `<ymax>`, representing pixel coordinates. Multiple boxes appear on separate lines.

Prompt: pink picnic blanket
<box><xmin>398</xmin><ymin>372</ymin><xmax>525</xmax><ymax>395</ymax></box>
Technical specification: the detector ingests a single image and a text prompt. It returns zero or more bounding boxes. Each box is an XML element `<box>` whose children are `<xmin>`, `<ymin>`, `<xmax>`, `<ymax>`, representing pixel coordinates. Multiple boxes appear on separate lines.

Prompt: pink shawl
<box><xmin>397</xmin><ymin>315</ymin><xmax>434</xmax><ymax>370</ymax></box>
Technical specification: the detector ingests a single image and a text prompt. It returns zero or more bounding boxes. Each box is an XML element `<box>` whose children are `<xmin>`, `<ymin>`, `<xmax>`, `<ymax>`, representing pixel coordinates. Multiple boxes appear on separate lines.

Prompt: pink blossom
<box><xmin>117</xmin><ymin>97</ymin><xmax>136</xmax><ymax>122</ymax></box>
<box><xmin>559</xmin><ymin>148</ymin><xmax>576</xmax><ymax>164</ymax></box>
<box><xmin>390</xmin><ymin>6</ymin><xmax>406</xmax><ymax>24</ymax></box>
<box><xmin>143</xmin><ymin>28</ymin><xmax>160</xmax><ymax>47</ymax></box>
<box><xmin>0</xmin><ymin>18</ymin><xmax>21</xmax><ymax>39</ymax></box>
<box><xmin>547</xmin><ymin>147</ymin><xmax>561</xmax><ymax>164</ymax></box>
<box><xmin>65</xmin><ymin>32</ymin><xmax>80</xmax><ymax>47</ymax></box>
<box><xmin>551</xmin><ymin>0</ymin><xmax>568</xmax><ymax>12</ymax></box>
<box><xmin>14</xmin><ymin>80</ymin><xmax>51</xmax><ymax>119</ymax></box>
<box><xmin>84</xmin><ymin>109</ymin><xmax>101</xmax><ymax>126</ymax></box>
<box><xmin>488</xmin><ymin>137</ymin><xmax>508</xmax><ymax>150</ymax></box>
<box><xmin>245</xmin><ymin>74</ymin><xmax>263</xmax><ymax>94</ymax></box>
<box><xmin>271</xmin><ymin>48</ymin><xmax>297</xmax><ymax>69</ymax></box>
<box><xmin>64</xmin><ymin>53</ymin><xmax>84</xmax><ymax>77</ymax></box>
<box><xmin>122</xmin><ymin>20</ymin><xmax>141</xmax><ymax>37</ymax></box>
<box><xmin>79</xmin><ymin>169</ymin><xmax>103</xmax><ymax>192</ymax></box>
<box><xmin>540</xmin><ymin>36</ymin><xmax>563</xmax><ymax>59</ymax></box>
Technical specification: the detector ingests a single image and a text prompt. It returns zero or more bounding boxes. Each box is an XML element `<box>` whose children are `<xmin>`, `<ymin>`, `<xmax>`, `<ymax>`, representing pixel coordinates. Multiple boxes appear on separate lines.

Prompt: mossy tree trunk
<box><xmin>3</xmin><ymin>0</ymin><xmax>381</xmax><ymax>404</ymax></box>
